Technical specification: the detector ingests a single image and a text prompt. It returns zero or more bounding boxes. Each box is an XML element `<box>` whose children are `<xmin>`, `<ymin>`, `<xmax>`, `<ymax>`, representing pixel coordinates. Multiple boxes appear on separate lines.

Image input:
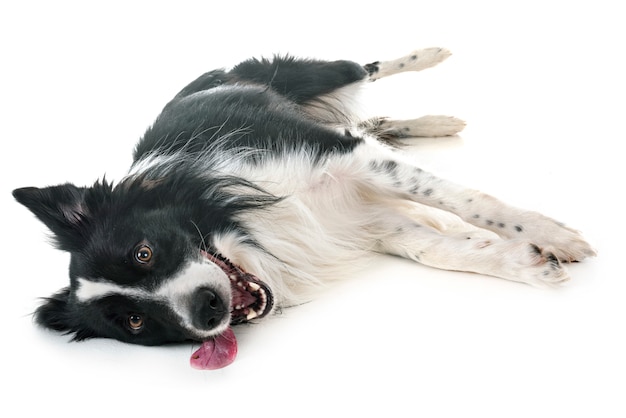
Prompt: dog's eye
<box><xmin>127</xmin><ymin>314</ymin><xmax>144</xmax><ymax>331</ymax></box>
<box><xmin>134</xmin><ymin>244</ymin><xmax>153</xmax><ymax>264</ymax></box>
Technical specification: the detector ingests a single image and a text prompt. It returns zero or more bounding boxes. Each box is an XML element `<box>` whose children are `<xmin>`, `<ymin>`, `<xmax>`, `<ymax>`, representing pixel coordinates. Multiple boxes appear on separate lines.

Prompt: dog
<box><xmin>13</xmin><ymin>48</ymin><xmax>595</xmax><ymax>369</ymax></box>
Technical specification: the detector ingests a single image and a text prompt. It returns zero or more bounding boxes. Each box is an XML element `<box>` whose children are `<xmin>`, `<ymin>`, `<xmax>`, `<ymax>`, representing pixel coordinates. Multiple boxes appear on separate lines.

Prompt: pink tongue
<box><xmin>190</xmin><ymin>327</ymin><xmax>238</xmax><ymax>370</ymax></box>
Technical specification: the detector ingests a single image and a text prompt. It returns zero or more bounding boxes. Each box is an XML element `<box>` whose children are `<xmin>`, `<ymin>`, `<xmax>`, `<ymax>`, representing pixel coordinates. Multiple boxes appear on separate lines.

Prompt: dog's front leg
<box><xmin>373</xmin><ymin>213</ymin><xmax>570</xmax><ymax>286</ymax></box>
<box><xmin>353</xmin><ymin>141</ymin><xmax>595</xmax><ymax>278</ymax></box>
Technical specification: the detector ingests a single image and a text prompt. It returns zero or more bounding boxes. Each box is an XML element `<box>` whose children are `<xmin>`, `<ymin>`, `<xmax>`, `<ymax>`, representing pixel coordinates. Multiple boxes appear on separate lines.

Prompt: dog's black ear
<box><xmin>13</xmin><ymin>184</ymin><xmax>90</xmax><ymax>251</ymax></box>
<box><xmin>34</xmin><ymin>287</ymin><xmax>74</xmax><ymax>333</ymax></box>
<box><xmin>35</xmin><ymin>288</ymin><xmax>97</xmax><ymax>341</ymax></box>
<box><xmin>34</xmin><ymin>287</ymin><xmax>96</xmax><ymax>341</ymax></box>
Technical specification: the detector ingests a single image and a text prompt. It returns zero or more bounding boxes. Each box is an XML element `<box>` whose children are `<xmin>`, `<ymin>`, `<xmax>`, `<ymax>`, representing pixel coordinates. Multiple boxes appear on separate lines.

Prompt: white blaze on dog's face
<box><xmin>62</xmin><ymin>245</ymin><xmax>274</xmax><ymax>349</ymax></box>
<box><xmin>74</xmin><ymin>255</ymin><xmax>233</xmax><ymax>342</ymax></box>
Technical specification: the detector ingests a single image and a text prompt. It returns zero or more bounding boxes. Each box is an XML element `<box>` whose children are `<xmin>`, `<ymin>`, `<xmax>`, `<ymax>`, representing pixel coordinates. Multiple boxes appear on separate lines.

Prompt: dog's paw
<box><xmin>508</xmin><ymin>214</ymin><xmax>596</xmax><ymax>263</ymax></box>
<box><xmin>543</xmin><ymin>228</ymin><xmax>596</xmax><ymax>263</ymax></box>
<box><xmin>502</xmin><ymin>242</ymin><xmax>571</xmax><ymax>287</ymax></box>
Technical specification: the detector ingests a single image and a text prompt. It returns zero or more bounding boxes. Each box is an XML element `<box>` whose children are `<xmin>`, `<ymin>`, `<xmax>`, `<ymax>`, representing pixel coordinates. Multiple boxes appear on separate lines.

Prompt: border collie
<box><xmin>13</xmin><ymin>48</ymin><xmax>595</xmax><ymax>370</ymax></box>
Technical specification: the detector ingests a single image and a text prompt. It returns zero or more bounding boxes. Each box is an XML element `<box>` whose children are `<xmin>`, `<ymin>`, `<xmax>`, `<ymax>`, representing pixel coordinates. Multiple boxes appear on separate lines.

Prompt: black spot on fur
<box><xmin>498</xmin><ymin>222</ymin><xmax>505</xmax><ymax>228</ymax></box>
<box><xmin>381</xmin><ymin>160</ymin><xmax>398</xmax><ymax>174</ymax></box>
<box><xmin>486</xmin><ymin>220</ymin><xmax>494</xmax><ymax>226</ymax></box>
<box><xmin>515</xmin><ymin>225</ymin><xmax>524</xmax><ymax>232</ymax></box>
<box><xmin>473</xmin><ymin>214</ymin><xmax>480</xmax><ymax>219</ymax></box>
<box><xmin>423</xmin><ymin>188</ymin><xmax>433</xmax><ymax>197</ymax></box>
<box><xmin>411</xmin><ymin>55</ymin><xmax>417</xmax><ymax>60</ymax></box>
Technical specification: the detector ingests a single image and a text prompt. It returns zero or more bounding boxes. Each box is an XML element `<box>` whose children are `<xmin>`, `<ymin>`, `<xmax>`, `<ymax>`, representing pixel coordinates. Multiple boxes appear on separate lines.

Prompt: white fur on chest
<box><xmin>212</xmin><ymin>146</ymin><xmax>389</xmax><ymax>305</ymax></box>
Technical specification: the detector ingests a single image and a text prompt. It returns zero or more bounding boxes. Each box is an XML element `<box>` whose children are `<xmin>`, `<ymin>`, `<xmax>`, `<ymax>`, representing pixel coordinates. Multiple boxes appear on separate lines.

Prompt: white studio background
<box><xmin>0</xmin><ymin>1</ymin><xmax>624</xmax><ymax>417</ymax></box>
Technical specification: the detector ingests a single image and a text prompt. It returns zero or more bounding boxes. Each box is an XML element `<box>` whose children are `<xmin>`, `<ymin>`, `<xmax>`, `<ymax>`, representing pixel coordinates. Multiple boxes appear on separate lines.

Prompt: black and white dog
<box><xmin>13</xmin><ymin>48</ymin><xmax>595</xmax><ymax>369</ymax></box>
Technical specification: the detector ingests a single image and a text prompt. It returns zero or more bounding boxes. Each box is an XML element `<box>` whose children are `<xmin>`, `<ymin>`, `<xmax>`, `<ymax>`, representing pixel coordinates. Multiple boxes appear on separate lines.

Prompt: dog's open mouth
<box><xmin>190</xmin><ymin>251</ymin><xmax>274</xmax><ymax>370</ymax></box>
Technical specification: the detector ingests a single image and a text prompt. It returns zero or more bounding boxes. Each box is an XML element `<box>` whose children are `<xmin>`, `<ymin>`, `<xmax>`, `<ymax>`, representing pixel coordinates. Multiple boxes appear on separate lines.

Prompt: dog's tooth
<box><xmin>237</xmin><ymin>281</ymin><xmax>244</xmax><ymax>288</ymax></box>
<box><xmin>248</xmin><ymin>282</ymin><xmax>260</xmax><ymax>291</ymax></box>
<box><xmin>246</xmin><ymin>310</ymin><xmax>258</xmax><ymax>320</ymax></box>
<box><xmin>229</xmin><ymin>274</ymin><xmax>237</xmax><ymax>281</ymax></box>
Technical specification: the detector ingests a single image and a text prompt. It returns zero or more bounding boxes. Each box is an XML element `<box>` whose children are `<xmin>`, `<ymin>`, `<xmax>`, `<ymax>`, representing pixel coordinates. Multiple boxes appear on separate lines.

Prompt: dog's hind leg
<box><xmin>364</xmin><ymin>47</ymin><xmax>452</xmax><ymax>81</ymax></box>
<box><xmin>373</xmin><ymin>212</ymin><xmax>571</xmax><ymax>287</ymax></box>
<box><xmin>229</xmin><ymin>56</ymin><xmax>369</xmax><ymax>104</ymax></box>
<box><xmin>362</xmin><ymin>115</ymin><xmax>466</xmax><ymax>138</ymax></box>
<box><xmin>229</xmin><ymin>55</ymin><xmax>372</xmax><ymax>125</ymax></box>
<box><xmin>229</xmin><ymin>47</ymin><xmax>452</xmax><ymax>102</ymax></box>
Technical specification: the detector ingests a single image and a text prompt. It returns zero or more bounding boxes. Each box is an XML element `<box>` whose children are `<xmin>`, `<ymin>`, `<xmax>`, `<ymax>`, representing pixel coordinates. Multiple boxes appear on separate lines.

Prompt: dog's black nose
<box><xmin>191</xmin><ymin>288</ymin><xmax>226</xmax><ymax>330</ymax></box>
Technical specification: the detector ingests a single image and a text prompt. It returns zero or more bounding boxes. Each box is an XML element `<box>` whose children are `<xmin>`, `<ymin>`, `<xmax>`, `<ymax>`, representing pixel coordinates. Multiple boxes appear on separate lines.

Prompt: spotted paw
<box><xmin>506</xmin><ymin>213</ymin><xmax>597</xmax><ymax>263</ymax></box>
<box><xmin>510</xmin><ymin>242</ymin><xmax>571</xmax><ymax>287</ymax></box>
<box><xmin>541</xmin><ymin>226</ymin><xmax>596</xmax><ymax>263</ymax></box>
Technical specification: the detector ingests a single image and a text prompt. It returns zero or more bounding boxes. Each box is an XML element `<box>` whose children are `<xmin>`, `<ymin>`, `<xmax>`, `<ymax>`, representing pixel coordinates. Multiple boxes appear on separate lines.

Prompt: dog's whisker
<box><xmin>189</xmin><ymin>220</ymin><xmax>209</xmax><ymax>253</ymax></box>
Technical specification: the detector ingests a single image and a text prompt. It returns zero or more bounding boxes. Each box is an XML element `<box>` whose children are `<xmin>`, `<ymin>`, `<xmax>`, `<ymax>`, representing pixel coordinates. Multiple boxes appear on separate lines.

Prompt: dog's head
<box><xmin>13</xmin><ymin>178</ymin><xmax>275</xmax><ymax>369</ymax></box>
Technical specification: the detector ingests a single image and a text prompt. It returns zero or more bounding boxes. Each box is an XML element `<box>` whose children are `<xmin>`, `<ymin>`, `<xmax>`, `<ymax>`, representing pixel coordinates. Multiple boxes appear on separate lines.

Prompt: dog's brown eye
<box><xmin>134</xmin><ymin>245</ymin><xmax>153</xmax><ymax>264</ymax></box>
<box><xmin>128</xmin><ymin>314</ymin><xmax>144</xmax><ymax>331</ymax></box>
